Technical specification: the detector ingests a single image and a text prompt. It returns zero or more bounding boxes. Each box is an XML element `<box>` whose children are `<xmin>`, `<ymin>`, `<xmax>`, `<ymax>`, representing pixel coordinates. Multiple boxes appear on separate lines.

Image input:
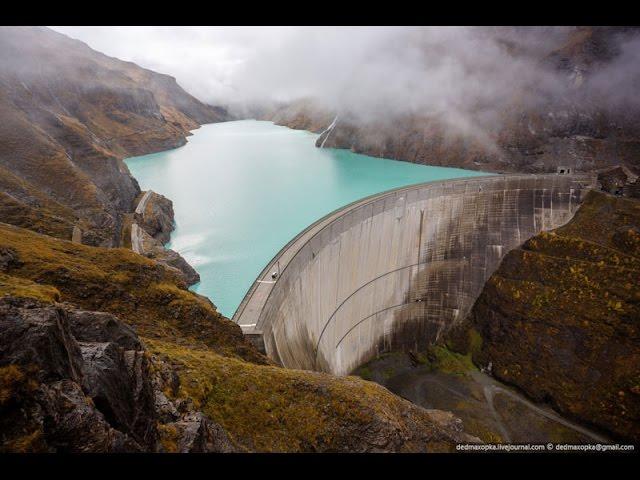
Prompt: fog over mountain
<box><xmin>50</xmin><ymin>28</ymin><xmax>639</xmax><ymax>108</ymax></box>
<box><xmin>51</xmin><ymin>26</ymin><xmax>640</xmax><ymax>150</ymax></box>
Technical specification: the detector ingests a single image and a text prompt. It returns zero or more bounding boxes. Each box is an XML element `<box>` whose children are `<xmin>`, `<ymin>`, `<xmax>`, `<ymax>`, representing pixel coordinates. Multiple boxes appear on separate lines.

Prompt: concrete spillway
<box><xmin>233</xmin><ymin>174</ymin><xmax>596</xmax><ymax>376</ymax></box>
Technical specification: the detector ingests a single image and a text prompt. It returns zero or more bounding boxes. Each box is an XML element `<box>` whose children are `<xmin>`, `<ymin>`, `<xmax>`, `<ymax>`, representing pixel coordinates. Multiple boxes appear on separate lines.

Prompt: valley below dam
<box><xmin>125</xmin><ymin>119</ymin><xmax>487</xmax><ymax>317</ymax></box>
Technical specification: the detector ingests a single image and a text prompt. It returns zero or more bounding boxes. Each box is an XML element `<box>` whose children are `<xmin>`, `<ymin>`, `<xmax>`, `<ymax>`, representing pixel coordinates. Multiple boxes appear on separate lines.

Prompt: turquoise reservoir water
<box><xmin>126</xmin><ymin>120</ymin><xmax>488</xmax><ymax>317</ymax></box>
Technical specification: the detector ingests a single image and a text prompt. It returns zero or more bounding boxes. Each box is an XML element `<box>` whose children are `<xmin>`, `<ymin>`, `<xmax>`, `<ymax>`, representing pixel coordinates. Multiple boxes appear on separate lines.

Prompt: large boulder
<box><xmin>135</xmin><ymin>192</ymin><xmax>175</xmax><ymax>245</ymax></box>
<box><xmin>0</xmin><ymin>296</ymin><xmax>232</xmax><ymax>452</ymax></box>
<box><xmin>37</xmin><ymin>379</ymin><xmax>141</xmax><ymax>452</ymax></box>
<box><xmin>0</xmin><ymin>297</ymin><xmax>145</xmax><ymax>451</ymax></box>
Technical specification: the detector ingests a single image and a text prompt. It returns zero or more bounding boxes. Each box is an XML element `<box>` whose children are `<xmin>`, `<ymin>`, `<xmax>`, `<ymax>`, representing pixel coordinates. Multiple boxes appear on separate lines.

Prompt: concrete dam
<box><xmin>233</xmin><ymin>174</ymin><xmax>596</xmax><ymax>376</ymax></box>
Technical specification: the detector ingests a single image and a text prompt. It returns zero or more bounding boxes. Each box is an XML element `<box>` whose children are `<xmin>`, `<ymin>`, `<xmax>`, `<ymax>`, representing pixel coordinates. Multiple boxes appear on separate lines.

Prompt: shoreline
<box><xmin>127</xmin><ymin>120</ymin><xmax>492</xmax><ymax>318</ymax></box>
<box><xmin>123</xmin><ymin>125</ymin><xmax>212</xmax><ymax>289</ymax></box>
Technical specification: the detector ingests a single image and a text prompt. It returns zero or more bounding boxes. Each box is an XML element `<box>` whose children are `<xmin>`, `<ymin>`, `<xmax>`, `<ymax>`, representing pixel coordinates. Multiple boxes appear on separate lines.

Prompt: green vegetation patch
<box><xmin>147</xmin><ymin>338</ymin><xmax>441</xmax><ymax>452</ymax></box>
<box><xmin>425</xmin><ymin>345</ymin><xmax>476</xmax><ymax>376</ymax></box>
<box><xmin>0</xmin><ymin>273</ymin><xmax>60</xmax><ymax>303</ymax></box>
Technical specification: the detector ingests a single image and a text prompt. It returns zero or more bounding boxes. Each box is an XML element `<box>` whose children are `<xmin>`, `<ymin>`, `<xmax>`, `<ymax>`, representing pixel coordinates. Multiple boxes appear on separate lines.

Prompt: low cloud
<box><xmin>50</xmin><ymin>26</ymin><xmax>640</xmax><ymax>139</ymax></box>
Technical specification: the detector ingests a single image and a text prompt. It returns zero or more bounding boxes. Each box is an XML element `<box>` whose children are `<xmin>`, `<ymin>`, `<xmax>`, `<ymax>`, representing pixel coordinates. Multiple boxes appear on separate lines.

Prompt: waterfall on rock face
<box><xmin>319</xmin><ymin>115</ymin><xmax>339</xmax><ymax>148</ymax></box>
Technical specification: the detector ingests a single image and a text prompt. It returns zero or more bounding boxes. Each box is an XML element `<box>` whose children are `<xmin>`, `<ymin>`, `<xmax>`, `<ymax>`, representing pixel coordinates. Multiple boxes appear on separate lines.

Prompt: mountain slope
<box><xmin>265</xmin><ymin>27</ymin><xmax>640</xmax><ymax>176</ymax></box>
<box><xmin>0</xmin><ymin>26</ymin><xmax>228</xmax><ymax>246</ymax></box>
<box><xmin>448</xmin><ymin>191</ymin><xmax>640</xmax><ymax>442</ymax></box>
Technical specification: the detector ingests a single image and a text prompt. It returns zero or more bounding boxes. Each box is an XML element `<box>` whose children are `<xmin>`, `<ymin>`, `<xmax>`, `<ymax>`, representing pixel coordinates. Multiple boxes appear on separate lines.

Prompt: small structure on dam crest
<box><xmin>234</xmin><ymin>174</ymin><xmax>596</xmax><ymax>376</ymax></box>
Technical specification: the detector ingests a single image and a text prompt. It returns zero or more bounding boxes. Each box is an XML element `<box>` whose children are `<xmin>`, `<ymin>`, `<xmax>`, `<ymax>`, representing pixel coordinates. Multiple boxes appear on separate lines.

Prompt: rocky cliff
<box><xmin>0</xmin><ymin>26</ymin><xmax>228</xmax><ymax>247</ymax></box>
<box><xmin>265</xmin><ymin>27</ymin><xmax>640</xmax><ymax>177</ymax></box>
<box><xmin>0</xmin><ymin>222</ymin><xmax>478</xmax><ymax>452</ymax></box>
<box><xmin>447</xmin><ymin>191</ymin><xmax>640</xmax><ymax>442</ymax></box>
<box><xmin>130</xmin><ymin>190</ymin><xmax>201</xmax><ymax>286</ymax></box>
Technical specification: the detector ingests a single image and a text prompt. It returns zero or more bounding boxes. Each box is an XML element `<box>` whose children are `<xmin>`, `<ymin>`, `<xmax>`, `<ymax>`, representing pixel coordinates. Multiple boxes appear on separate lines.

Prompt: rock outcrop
<box><xmin>597</xmin><ymin>166</ymin><xmax>639</xmax><ymax>196</ymax></box>
<box><xmin>0</xmin><ymin>296</ymin><xmax>235</xmax><ymax>452</ymax></box>
<box><xmin>448</xmin><ymin>191</ymin><xmax>640</xmax><ymax>442</ymax></box>
<box><xmin>131</xmin><ymin>191</ymin><xmax>200</xmax><ymax>286</ymax></box>
<box><xmin>136</xmin><ymin>191</ymin><xmax>176</xmax><ymax>245</ymax></box>
<box><xmin>0</xmin><ymin>26</ymin><xmax>228</xmax><ymax>247</ymax></box>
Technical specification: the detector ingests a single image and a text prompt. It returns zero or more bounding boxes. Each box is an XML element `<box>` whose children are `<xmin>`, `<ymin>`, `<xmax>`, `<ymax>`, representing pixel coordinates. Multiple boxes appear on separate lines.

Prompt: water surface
<box><xmin>126</xmin><ymin>120</ymin><xmax>487</xmax><ymax>317</ymax></box>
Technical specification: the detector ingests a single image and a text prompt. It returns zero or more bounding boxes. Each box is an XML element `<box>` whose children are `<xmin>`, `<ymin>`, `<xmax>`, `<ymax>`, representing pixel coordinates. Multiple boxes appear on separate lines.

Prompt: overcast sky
<box><xmin>48</xmin><ymin>26</ymin><xmax>640</xmax><ymax>137</ymax></box>
<box><xmin>50</xmin><ymin>26</ymin><xmax>339</xmax><ymax>105</ymax></box>
<box><xmin>49</xmin><ymin>27</ymin><xmax>567</xmax><ymax>109</ymax></box>
<box><xmin>53</xmin><ymin>27</ymin><xmax>541</xmax><ymax>109</ymax></box>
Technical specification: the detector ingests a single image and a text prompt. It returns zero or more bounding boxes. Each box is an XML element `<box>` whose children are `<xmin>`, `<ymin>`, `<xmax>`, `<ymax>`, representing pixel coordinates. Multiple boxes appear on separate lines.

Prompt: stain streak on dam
<box><xmin>233</xmin><ymin>174</ymin><xmax>596</xmax><ymax>376</ymax></box>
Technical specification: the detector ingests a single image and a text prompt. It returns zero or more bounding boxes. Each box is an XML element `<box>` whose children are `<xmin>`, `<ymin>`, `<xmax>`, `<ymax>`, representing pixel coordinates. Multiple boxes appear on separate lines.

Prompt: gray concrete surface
<box><xmin>233</xmin><ymin>174</ymin><xmax>596</xmax><ymax>376</ymax></box>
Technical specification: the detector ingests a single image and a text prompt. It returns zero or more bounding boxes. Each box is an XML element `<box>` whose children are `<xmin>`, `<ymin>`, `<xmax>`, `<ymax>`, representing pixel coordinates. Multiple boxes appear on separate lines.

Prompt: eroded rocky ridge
<box><xmin>0</xmin><ymin>26</ymin><xmax>228</xmax><ymax>247</ymax></box>
<box><xmin>265</xmin><ymin>27</ymin><xmax>640</xmax><ymax>177</ymax></box>
<box><xmin>447</xmin><ymin>191</ymin><xmax>640</xmax><ymax>442</ymax></box>
<box><xmin>130</xmin><ymin>191</ymin><xmax>200</xmax><ymax>285</ymax></box>
<box><xmin>136</xmin><ymin>191</ymin><xmax>176</xmax><ymax>245</ymax></box>
<box><xmin>0</xmin><ymin>296</ymin><xmax>234</xmax><ymax>452</ymax></box>
<box><xmin>0</xmin><ymin>222</ymin><xmax>478</xmax><ymax>452</ymax></box>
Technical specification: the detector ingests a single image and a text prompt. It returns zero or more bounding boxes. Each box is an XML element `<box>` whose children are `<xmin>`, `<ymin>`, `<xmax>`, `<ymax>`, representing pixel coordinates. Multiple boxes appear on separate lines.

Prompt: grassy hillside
<box><xmin>449</xmin><ymin>191</ymin><xmax>640</xmax><ymax>442</ymax></box>
<box><xmin>0</xmin><ymin>222</ymin><xmax>475</xmax><ymax>452</ymax></box>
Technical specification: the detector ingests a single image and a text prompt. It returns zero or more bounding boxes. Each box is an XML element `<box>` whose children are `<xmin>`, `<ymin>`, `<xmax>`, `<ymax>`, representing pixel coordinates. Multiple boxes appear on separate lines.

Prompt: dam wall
<box><xmin>233</xmin><ymin>174</ymin><xmax>596</xmax><ymax>376</ymax></box>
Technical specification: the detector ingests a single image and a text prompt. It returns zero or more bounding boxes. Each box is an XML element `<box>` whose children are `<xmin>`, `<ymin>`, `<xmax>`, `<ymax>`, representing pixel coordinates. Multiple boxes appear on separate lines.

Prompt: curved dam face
<box><xmin>233</xmin><ymin>174</ymin><xmax>596</xmax><ymax>376</ymax></box>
